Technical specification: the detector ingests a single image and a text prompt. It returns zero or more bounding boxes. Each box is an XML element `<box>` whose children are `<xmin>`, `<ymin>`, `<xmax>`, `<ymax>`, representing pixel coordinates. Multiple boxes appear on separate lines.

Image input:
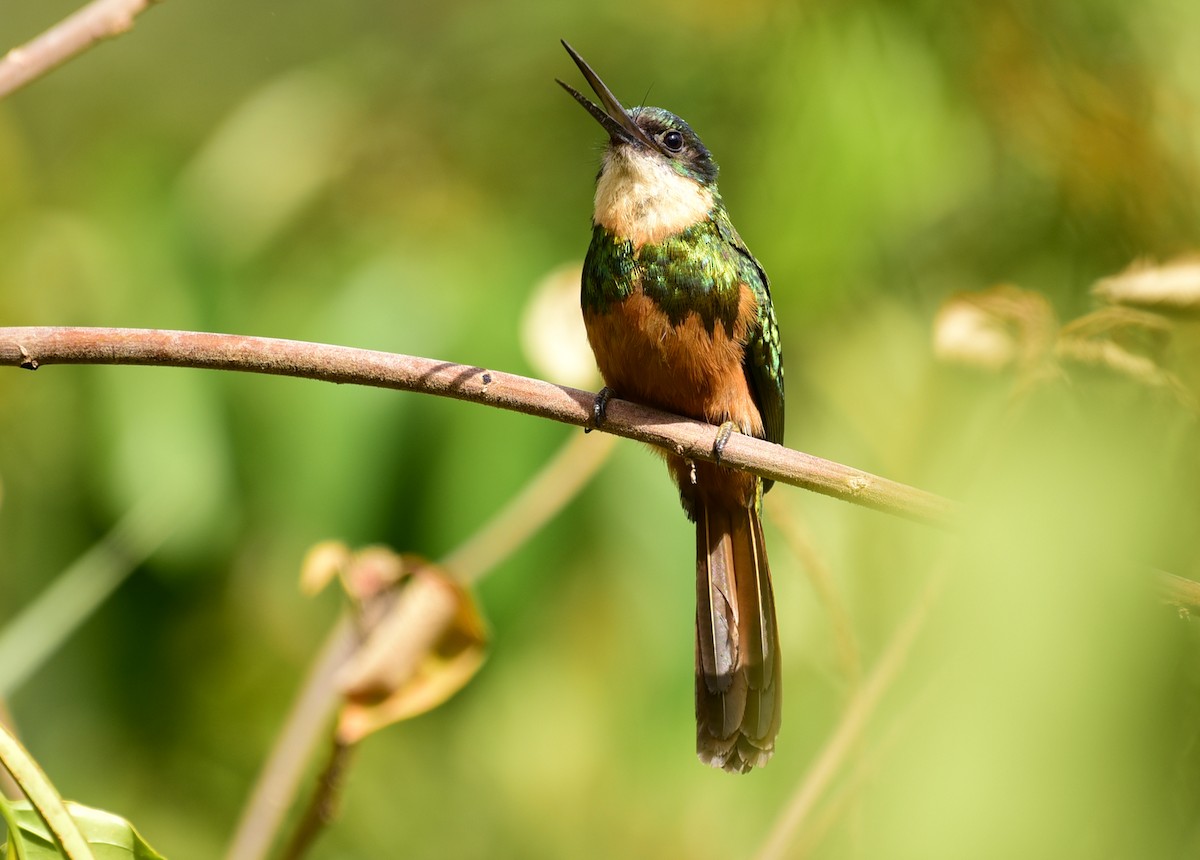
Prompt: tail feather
<box><xmin>695</xmin><ymin>498</ymin><xmax>781</xmax><ymax>773</ymax></box>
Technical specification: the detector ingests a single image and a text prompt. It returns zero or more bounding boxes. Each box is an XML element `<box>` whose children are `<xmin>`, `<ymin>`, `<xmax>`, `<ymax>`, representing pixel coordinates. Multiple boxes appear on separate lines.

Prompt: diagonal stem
<box><xmin>0</xmin><ymin>724</ymin><xmax>95</xmax><ymax>859</ymax></box>
<box><xmin>755</xmin><ymin>562</ymin><xmax>949</xmax><ymax>860</ymax></box>
<box><xmin>0</xmin><ymin>0</ymin><xmax>162</xmax><ymax>99</ymax></box>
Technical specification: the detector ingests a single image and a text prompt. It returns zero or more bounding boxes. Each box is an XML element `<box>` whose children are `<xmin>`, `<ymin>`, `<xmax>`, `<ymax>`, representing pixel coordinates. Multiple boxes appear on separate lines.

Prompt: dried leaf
<box><xmin>298</xmin><ymin>540</ymin><xmax>351</xmax><ymax>596</ymax></box>
<box><xmin>1057</xmin><ymin>307</ymin><xmax>1195</xmax><ymax>410</ymax></box>
<box><xmin>298</xmin><ymin>544</ymin><xmax>490</xmax><ymax>744</ymax></box>
<box><xmin>1059</xmin><ymin>306</ymin><xmax>1173</xmax><ymax>365</ymax></box>
<box><xmin>337</xmin><ymin>547</ymin><xmax>408</xmax><ymax>605</ymax></box>
<box><xmin>1093</xmin><ymin>257</ymin><xmax>1200</xmax><ymax>316</ymax></box>
<box><xmin>333</xmin><ymin>559</ymin><xmax>488</xmax><ymax>744</ymax></box>
<box><xmin>933</xmin><ymin>285</ymin><xmax>1058</xmax><ymax>373</ymax></box>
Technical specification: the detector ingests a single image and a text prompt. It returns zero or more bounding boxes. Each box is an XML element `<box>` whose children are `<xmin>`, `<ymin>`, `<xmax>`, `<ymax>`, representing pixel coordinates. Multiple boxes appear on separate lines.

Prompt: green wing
<box><xmin>715</xmin><ymin>209</ymin><xmax>785</xmax><ymax>451</ymax></box>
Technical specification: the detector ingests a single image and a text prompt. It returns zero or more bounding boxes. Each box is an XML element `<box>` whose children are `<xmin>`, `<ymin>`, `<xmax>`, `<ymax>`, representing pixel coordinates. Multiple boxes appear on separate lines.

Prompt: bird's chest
<box><xmin>582</xmin><ymin>221</ymin><xmax>745</xmax><ymax>323</ymax></box>
<box><xmin>581</xmin><ymin>259</ymin><xmax>759</xmax><ymax>429</ymax></box>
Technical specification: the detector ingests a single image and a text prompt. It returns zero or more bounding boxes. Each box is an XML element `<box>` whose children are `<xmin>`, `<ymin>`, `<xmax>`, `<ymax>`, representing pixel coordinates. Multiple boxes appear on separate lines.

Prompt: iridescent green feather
<box><xmin>581</xmin><ymin>203</ymin><xmax>786</xmax><ymax>457</ymax></box>
<box><xmin>581</xmin><ymin>227</ymin><xmax>636</xmax><ymax>313</ymax></box>
<box><xmin>712</xmin><ymin>203</ymin><xmax>785</xmax><ymax>452</ymax></box>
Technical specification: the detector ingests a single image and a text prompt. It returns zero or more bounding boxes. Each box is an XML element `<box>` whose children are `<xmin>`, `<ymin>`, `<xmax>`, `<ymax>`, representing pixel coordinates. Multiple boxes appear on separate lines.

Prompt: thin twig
<box><xmin>0</xmin><ymin>326</ymin><xmax>958</xmax><ymax>529</ymax></box>
<box><xmin>0</xmin><ymin>724</ymin><xmax>95</xmax><ymax>859</ymax></box>
<box><xmin>0</xmin><ymin>791</ymin><xmax>29</xmax><ymax>860</ymax></box>
<box><xmin>0</xmin><ymin>703</ymin><xmax>20</xmax><ymax>801</ymax></box>
<box><xmin>766</xmin><ymin>493</ymin><xmax>862</xmax><ymax>688</ymax></box>
<box><xmin>225</xmin><ymin>432</ymin><xmax>617</xmax><ymax>859</ymax></box>
<box><xmin>788</xmin><ymin>680</ymin><xmax>935</xmax><ymax>859</ymax></box>
<box><xmin>224</xmin><ymin>618</ymin><xmax>358</xmax><ymax>860</ymax></box>
<box><xmin>755</xmin><ymin>562</ymin><xmax>950</xmax><ymax>860</ymax></box>
<box><xmin>0</xmin><ymin>498</ymin><xmax>177</xmax><ymax>698</ymax></box>
<box><xmin>1160</xmin><ymin>571</ymin><xmax>1200</xmax><ymax>614</ymax></box>
<box><xmin>278</xmin><ymin>740</ymin><xmax>354</xmax><ymax>860</ymax></box>
<box><xmin>0</xmin><ymin>0</ymin><xmax>161</xmax><ymax>100</ymax></box>
<box><xmin>443</xmin><ymin>430</ymin><xmax>617</xmax><ymax>584</ymax></box>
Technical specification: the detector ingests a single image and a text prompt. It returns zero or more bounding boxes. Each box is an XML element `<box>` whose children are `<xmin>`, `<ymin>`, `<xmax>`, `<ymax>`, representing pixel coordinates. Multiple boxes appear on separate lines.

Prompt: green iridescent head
<box><xmin>557</xmin><ymin>41</ymin><xmax>719</xmax><ymax>187</ymax></box>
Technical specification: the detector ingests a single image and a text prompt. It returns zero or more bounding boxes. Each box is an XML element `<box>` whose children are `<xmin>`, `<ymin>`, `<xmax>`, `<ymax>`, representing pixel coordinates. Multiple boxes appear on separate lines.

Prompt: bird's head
<box><xmin>558</xmin><ymin>41</ymin><xmax>717</xmax><ymax>188</ymax></box>
<box><xmin>558</xmin><ymin>41</ymin><xmax>720</xmax><ymax>242</ymax></box>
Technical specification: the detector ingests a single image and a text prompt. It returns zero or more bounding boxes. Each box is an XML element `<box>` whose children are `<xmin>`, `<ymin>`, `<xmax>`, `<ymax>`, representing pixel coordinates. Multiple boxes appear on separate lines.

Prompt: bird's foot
<box><xmin>585</xmin><ymin>386</ymin><xmax>614</xmax><ymax>434</ymax></box>
<box><xmin>713</xmin><ymin>421</ymin><xmax>738</xmax><ymax>463</ymax></box>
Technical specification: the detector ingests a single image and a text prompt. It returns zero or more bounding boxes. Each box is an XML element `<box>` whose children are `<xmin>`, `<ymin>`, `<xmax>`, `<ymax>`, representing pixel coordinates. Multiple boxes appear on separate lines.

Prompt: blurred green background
<box><xmin>3</xmin><ymin>0</ymin><xmax>1200</xmax><ymax>857</ymax></box>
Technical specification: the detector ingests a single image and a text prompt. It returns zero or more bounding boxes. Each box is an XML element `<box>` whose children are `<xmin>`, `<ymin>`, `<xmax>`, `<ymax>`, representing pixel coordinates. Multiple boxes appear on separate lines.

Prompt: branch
<box><xmin>0</xmin><ymin>0</ymin><xmax>161</xmax><ymax>100</ymax></box>
<box><xmin>227</xmin><ymin>433</ymin><xmax>615</xmax><ymax>860</ymax></box>
<box><xmin>277</xmin><ymin>738</ymin><xmax>353</xmax><ymax>860</ymax></box>
<box><xmin>0</xmin><ymin>326</ymin><xmax>958</xmax><ymax>528</ymax></box>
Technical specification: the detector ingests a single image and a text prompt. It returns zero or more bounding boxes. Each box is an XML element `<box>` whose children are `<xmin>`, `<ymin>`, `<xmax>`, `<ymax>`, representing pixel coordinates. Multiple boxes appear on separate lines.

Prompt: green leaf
<box><xmin>2</xmin><ymin>802</ymin><xmax>166</xmax><ymax>860</ymax></box>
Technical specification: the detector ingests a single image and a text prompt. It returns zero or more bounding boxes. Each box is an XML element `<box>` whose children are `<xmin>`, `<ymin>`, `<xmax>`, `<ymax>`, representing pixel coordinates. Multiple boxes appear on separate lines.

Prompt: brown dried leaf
<box><xmin>1059</xmin><ymin>306</ymin><xmax>1173</xmax><ymax>364</ymax></box>
<box><xmin>1093</xmin><ymin>257</ymin><xmax>1200</xmax><ymax>316</ymax></box>
<box><xmin>338</xmin><ymin>546</ymin><xmax>407</xmax><ymax>604</ymax></box>
<box><xmin>933</xmin><ymin>285</ymin><xmax>1058</xmax><ymax>373</ymax></box>
<box><xmin>1057</xmin><ymin>307</ymin><xmax>1195</xmax><ymax>410</ymax></box>
<box><xmin>338</xmin><ymin>644</ymin><xmax>486</xmax><ymax>744</ymax></box>
<box><xmin>299</xmin><ymin>544</ymin><xmax>491</xmax><ymax>743</ymax></box>
<box><xmin>299</xmin><ymin>540</ymin><xmax>352</xmax><ymax>596</ymax></box>
<box><xmin>334</xmin><ymin>559</ymin><xmax>488</xmax><ymax>744</ymax></box>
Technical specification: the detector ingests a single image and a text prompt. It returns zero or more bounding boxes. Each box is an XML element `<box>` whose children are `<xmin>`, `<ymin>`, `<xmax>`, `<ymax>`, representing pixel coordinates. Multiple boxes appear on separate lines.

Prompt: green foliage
<box><xmin>2</xmin><ymin>0</ymin><xmax>1200</xmax><ymax>858</ymax></box>
<box><xmin>2</xmin><ymin>801</ymin><xmax>166</xmax><ymax>860</ymax></box>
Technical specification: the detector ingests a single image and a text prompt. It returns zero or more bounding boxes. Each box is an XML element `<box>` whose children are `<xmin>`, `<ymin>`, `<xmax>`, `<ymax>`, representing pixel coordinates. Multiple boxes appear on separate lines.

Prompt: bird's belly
<box><xmin>583</xmin><ymin>286</ymin><xmax>764</xmax><ymax>438</ymax></box>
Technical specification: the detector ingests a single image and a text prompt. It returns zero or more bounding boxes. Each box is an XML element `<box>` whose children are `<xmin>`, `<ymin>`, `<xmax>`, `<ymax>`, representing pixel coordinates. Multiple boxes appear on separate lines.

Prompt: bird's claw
<box><xmin>713</xmin><ymin>421</ymin><xmax>738</xmax><ymax>463</ymax></box>
<box><xmin>585</xmin><ymin>386</ymin><xmax>615</xmax><ymax>434</ymax></box>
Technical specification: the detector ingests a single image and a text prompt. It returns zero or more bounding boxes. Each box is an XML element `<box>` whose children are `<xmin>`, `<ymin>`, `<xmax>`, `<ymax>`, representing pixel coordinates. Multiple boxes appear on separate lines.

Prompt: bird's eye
<box><xmin>661</xmin><ymin>130</ymin><xmax>684</xmax><ymax>152</ymax></box>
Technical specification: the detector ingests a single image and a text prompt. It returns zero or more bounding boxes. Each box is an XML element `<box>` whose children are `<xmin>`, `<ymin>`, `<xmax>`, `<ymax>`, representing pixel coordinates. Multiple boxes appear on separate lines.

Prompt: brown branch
<box><xmin>0</xmin><ymin>0</ymin><xmax>161</xmax><ymax>100</ymax></box>
<box><xmin>0</xmin><ymin>326</ymin><xmax>958</xmax><ymax>528</ymax></box>
<box><xmin>278</xmin><ymin>738</ymin><xmax>354</xmax><ymax>860</ymax></box>
<box><xmin>7</xmin><ymin>326</ymin><xmax>1200</xmax><ymax>610</ymax></box>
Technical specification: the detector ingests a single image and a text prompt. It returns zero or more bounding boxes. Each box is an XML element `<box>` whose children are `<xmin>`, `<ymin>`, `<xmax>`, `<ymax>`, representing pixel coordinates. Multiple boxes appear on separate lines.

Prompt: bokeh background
<box><xmin>3</xmin><ymin>1</ymin><xmax>1200</xmax><ymax>857</ymax></box>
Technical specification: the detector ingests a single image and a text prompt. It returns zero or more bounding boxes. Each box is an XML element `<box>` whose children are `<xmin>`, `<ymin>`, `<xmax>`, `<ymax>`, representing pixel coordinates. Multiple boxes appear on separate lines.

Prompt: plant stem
<box><xmin>0</xmin><ymin>0</ymin><xmax>162</xmax><ymax>99</ymax></box>
<box><xmin>0</xmin><ymin>499</ymin><xmax>175</xmax><ymax>698</ymax></box>
<box><xmin>0</xmin><ymin>724</ymin><xmax>94</xmax><ymax>860</ymax></box>
<box><xmin>0</xmin><ymin>326</ymin><xmax>958</xmax><ymax>528</ymax></box>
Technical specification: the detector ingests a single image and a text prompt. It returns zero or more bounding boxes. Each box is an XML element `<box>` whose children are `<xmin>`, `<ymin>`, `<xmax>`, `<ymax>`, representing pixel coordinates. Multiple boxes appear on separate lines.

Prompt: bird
<box><xmin>558</xmin><ymin>41</ymin><xmax>785</xmax><ymax>773</ymax></box>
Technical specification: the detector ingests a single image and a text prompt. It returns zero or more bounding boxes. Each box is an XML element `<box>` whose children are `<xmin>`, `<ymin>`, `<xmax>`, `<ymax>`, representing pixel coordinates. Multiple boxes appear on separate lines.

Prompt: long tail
<box><xmin>695</xmin><ymin>496</ymin><xmax>782</xmax><ymax>773</ymax></box>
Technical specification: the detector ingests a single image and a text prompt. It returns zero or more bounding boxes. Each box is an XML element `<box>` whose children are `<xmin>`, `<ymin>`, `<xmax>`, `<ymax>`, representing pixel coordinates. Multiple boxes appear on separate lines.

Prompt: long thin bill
<box><xmin>556</xmin><ymin>79</ymin><xmax>632</xmax><ymax>143</ymax></box>
<box><xmin>559</xmin><ymin>41</ymin><xmax>659</xmax><ymax>150</ymax></box>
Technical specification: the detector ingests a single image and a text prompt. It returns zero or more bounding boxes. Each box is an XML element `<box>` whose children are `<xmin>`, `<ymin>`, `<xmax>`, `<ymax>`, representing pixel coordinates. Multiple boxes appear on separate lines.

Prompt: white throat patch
<box><xmin>593</xmin><ymin>146</ymin><xmax>714</xmax><ymax>247</ymax></box>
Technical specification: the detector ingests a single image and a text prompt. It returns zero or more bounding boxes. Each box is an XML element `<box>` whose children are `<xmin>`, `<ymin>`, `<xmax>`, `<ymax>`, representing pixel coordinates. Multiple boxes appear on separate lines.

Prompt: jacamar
<box><xmin>558</xmin><ymin>42</ymin><xmax>785</xmax><ymax>773</ymax></box>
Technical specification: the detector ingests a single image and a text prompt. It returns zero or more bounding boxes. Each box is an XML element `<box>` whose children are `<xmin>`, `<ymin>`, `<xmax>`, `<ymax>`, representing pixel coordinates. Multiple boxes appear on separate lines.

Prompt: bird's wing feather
<box><xmin>715</xmin><ymin>211</ymin><xmax>785</xmax><ymax>450</ymax></box>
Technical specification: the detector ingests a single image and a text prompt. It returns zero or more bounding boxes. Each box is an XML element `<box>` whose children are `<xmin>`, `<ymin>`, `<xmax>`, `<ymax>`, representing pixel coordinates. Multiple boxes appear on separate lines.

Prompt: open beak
<box><xmin>557</xmin><ymin>41</ymin><xmax>661</xmax><ymax>152</ymax></box>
